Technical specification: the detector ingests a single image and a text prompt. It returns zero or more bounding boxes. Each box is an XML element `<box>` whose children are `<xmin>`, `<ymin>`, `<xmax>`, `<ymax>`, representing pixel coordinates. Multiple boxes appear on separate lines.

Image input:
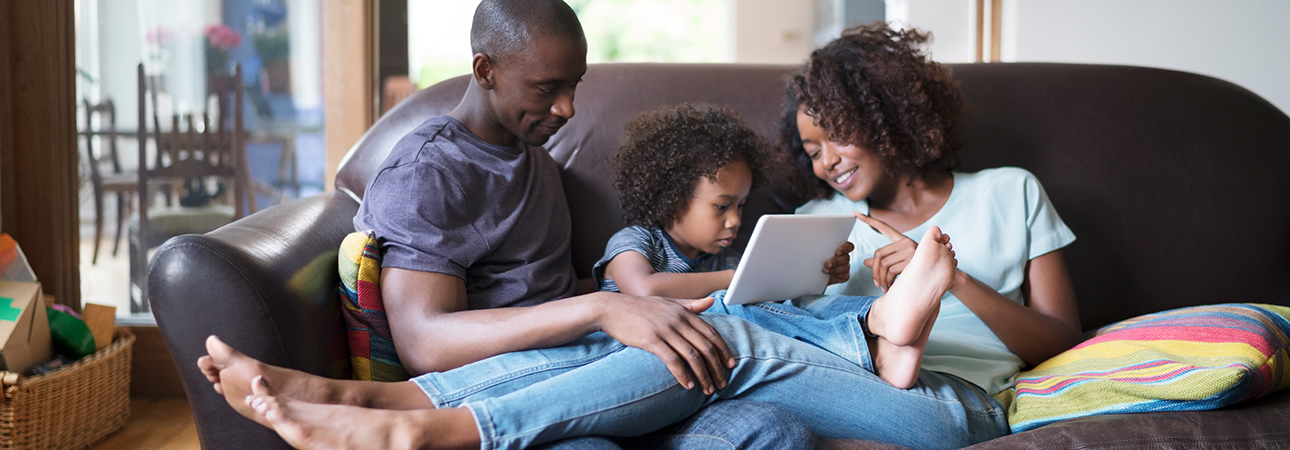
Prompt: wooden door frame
<box><xmin>323</xmin><ymin>0</ymin><xmax>379</xmax><ymax>192</ymax></box>
<box><xmin>975</xmin><ymin>0</ymin><xmax>1003</xmax><ymax>62</ymax></box>
<box><xmin>0</xmin><ymin>0</ymin><xmax>80</xmax><ymax>310</ymax></box>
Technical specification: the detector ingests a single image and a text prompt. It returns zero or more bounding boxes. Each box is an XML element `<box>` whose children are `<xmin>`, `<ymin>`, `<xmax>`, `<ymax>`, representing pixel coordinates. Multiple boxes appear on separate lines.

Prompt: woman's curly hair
<box><xmin>612</xmin><ymin>104</ymin><xmax>770</xmax><ymax>229</ymax></box>
<box><xmin>778</xmin><ymin>22</ymin><xmax>967</xmax><ymax>201</ymax></box>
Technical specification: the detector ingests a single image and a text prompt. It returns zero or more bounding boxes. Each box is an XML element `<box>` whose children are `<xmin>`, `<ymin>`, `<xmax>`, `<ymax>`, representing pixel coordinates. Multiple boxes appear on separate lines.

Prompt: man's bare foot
<box><xmin>868</xmin><ymin>303</ymin><xmax>937</xmax><ymax>389</ymax></box>
<box><xmin>246</xmin><ymin>376</ymin><xmax>480</xmax><ymax>450</ymax></box>
<box><xmin>198</xmin><ymin>336</ymin><xmax>432</xmax><ymax>415</ymax></box>
<box><xmin>864</xmin><ymin>226</ymin><xmax>956</xmax><ymax>389</ymax></box>
<box><xmin>867</xmin><ymin>226</ymin><xmax>956</xmax><ymax>347</ymax></box>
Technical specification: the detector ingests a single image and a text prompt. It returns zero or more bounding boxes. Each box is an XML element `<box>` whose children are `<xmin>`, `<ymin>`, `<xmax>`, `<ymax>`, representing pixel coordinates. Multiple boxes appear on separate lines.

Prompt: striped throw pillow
<box><xmin>997</xmin><ymin>303</ymin><xmax>1290</xmax><ymax>433</ymax></box>
<box><xmin>339</xmin><ymin>230</ymin><xmax>409</xmax><ymax>381</ymax></box>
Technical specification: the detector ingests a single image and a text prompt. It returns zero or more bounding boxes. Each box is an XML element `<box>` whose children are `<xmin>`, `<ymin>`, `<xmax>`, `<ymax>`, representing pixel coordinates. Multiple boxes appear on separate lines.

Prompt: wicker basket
<box><xmin>0</xmin><ymin>331</ymin><xmax>134</xmax><ymax>449</ymax></box>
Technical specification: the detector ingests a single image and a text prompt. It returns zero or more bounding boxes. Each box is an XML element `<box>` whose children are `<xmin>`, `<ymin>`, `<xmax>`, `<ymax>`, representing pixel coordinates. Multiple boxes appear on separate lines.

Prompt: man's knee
<box><xmin>640</xmin><ymin>399</ymin><xmax>817</xmax><ymax>450</ymax></box>
<box><xmin>533</xmin><ymin>436</ymin><xmax>621</xmax><ymax>450</ymax></box>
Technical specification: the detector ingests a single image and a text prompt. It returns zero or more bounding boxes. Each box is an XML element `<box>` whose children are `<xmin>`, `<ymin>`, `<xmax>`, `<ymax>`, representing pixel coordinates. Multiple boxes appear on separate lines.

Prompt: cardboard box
<box><xmin>81</xmin><ymin>303</ymin><xmax>117</xmax><ymax>351</ymax></box>
<box><xmin>0</xmin><ymin>281</ymin><xmax>52</xmax><ymax>375</ymax></box>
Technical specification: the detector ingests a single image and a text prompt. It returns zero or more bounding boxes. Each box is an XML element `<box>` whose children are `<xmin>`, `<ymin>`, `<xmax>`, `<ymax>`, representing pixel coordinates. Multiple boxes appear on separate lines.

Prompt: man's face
<box><xmin>489</xmin><ymin>35</ymin><xmax>587</xmax><ymax>147</ymax></box>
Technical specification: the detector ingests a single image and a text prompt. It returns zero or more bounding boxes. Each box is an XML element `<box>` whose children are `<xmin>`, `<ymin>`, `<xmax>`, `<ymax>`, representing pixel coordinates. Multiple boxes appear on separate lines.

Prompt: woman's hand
<box><xmin>823</xmin><ymin>241</ymin><xmax>854</xmax><ymax>285</ymax></box>
<box><xmin>853</xmin><ymin>212</ymin><xmax>917</xmax><ymax>292</ymax></box>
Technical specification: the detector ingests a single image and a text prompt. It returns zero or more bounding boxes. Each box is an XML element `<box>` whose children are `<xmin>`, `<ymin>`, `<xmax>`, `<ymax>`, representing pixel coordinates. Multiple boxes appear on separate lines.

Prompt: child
<box><xmin>592</xmin><ymin>103</ymin><xmax>946</xmax><ymax>389</ymax></box>
<box><xmin>199</xmin><ymin>85</ymin><xmax>979</xmax><ymax>450</ymax></box>
<box><xmin>594</xmin><ymin>103</ymin><xmax>852</xmax><ymax>299</ymax></box>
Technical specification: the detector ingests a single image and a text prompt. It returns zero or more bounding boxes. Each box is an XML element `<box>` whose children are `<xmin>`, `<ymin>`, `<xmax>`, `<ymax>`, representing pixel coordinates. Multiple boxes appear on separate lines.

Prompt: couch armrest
<box><xmin>148</xmin><ymin>191</ymin><xmax>359</xmax><ymax>449</ymax></box>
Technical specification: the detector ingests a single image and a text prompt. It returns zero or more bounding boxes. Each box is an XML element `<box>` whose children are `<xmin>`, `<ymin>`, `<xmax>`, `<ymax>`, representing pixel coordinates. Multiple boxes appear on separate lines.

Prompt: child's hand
<box><xmin>824</xmin><ymin>241</ymin><xmax>854</xmax><ymax>285</ymax></box>
<box><xmin>854</xmin><ymin>212</ymin><xmax>918</xmax><ymax>292</ymax></box>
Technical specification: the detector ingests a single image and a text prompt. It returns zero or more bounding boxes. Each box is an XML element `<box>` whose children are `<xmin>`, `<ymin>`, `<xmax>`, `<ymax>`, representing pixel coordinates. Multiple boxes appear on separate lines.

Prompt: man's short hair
<box><xmin>471</xmin><ymin>0</ymin><xmax>585</xmax><ymax>64</ymax></box>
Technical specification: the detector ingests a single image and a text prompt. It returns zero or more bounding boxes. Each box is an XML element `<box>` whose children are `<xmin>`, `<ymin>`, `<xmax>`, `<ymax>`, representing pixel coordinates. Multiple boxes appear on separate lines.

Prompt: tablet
<box><xmin>723</xmin><ymin>214</ymin><xmax>855</xmax><ymax>305</ymax></box>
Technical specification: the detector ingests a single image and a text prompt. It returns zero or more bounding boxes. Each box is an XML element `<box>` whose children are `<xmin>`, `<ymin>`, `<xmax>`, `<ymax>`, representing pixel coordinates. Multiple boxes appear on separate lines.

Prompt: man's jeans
<box><xmin>413</xmin><ymin>295</ymin><xmax>1008</xmax><ymax>450</ymax></box>
<box><xmin>534</xmin><ymin>399</ymin><xmax>817</xmax><ymax>450</ymax></box>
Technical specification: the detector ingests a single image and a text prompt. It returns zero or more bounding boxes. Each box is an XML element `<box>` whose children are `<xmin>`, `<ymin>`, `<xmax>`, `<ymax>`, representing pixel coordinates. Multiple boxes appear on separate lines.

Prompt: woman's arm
<box><xmin>948</xmin><ymin>249</ymin><xmax>1082</xmax><ymax>366</ymax></box>
<box><xmin>604</xmin><ymin>251</ymin><xmax>735</xmax><ymax>299</ymax></box>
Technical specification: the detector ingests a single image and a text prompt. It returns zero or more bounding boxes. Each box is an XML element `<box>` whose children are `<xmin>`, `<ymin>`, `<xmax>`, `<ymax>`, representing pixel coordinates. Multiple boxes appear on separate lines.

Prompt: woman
<box><xmin>201</xmin><ymin>23</ymin><xmax>1081</xmax><ymax>450</ymax></box>
<box><xmin>782</xmin><ymin>23</ymin><xmax>1082</xmax><ymax>397</ymax></box>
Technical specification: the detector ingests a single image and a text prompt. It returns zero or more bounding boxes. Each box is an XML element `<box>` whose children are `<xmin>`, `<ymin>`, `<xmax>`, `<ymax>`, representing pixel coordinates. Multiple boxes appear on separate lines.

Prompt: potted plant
<box><xmin>252</xmin><ymin>26</ymin><xmax>291</xmax><ymax>93</ymax></box>
<box><xmin>204</xmin><ymin>24</ymin><xmax>242</xmax><ymax>76</ymax></box>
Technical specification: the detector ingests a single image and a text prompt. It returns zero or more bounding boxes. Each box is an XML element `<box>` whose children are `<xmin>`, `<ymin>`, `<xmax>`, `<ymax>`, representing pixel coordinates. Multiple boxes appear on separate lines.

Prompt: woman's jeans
<box><xmin>412</xmin><ymin>294</ymin><xmax>1009</xmax><ymax>450</ymax></box>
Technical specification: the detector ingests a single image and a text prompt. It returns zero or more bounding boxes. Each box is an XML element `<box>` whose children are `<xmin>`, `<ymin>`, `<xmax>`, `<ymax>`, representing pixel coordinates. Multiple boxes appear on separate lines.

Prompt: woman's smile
<box><xmin>833</xmin><ymin>167</ymin><xmax>858</xmax><ymax>186</ymax></box>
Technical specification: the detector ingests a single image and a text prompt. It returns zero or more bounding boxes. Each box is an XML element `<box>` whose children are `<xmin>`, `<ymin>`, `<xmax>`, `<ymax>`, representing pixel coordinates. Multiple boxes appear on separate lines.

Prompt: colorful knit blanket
<box><xmin>339</xmin><ymin>230</ymin><xmax>409</xmax><ymax>381</ymax></box>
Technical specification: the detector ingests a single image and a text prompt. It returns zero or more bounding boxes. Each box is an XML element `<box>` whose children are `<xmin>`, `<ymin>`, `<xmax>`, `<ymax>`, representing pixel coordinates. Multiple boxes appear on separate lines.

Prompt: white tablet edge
<box><xmin>723</xmin><ymin>214</ymin><xmax>855</xmax><ymax>305</ymax></box>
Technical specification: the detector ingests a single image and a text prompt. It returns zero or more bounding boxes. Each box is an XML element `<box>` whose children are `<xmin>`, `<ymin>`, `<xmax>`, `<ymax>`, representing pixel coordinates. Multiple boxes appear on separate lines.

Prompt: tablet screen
<box><xmin>724</xmin><ymin>214</ymin><xmax>855</xmax><ymax>305</ymax></box>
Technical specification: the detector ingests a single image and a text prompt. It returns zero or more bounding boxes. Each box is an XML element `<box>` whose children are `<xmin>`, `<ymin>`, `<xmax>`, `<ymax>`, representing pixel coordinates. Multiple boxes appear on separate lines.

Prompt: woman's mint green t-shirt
<box><xmin>795</xmin><ymin>167</ymin><xmax>1075</xmax><ymax>395</ymax></box>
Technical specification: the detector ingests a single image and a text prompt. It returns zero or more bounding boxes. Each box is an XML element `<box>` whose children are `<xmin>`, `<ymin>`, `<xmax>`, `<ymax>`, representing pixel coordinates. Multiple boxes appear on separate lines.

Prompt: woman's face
<box><xmin>796</xmin><ymin>108</ymin><xmax>887</xmax><ymax>202</ymax></box>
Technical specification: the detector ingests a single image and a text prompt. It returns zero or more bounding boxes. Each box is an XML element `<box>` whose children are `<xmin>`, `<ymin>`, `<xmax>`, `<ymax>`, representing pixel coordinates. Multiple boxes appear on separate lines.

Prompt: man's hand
<box><xmin>854</xmin><ymin>212</ymin><xmax>918</xmax><ymax>292</ymax></box>
<box><xmin>823</xmin><ymin>241</ymin><xmax>854</xmax><ymax>285</ymax></box>
<box><xmin>594</xmin><ymin>294</ymin><xmax>735</xmax><ymax>395</ymax></box>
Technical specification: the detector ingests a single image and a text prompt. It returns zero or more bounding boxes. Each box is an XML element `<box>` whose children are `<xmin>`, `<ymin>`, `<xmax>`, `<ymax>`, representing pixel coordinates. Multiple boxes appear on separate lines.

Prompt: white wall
<box><xmin>892</xmin><ymin>0</ymin><xmax>1290</xmax><ymax>115</ymax></box>
<box><xmin>885</xmin><ymin>0</ymin><xmax>975</xmax><ymax>63</ymax></box>
<box><xmin>288</xmin><ymin>0</ymin><xmax>323</xmax><ymax>125</ymax></box>
<box><xmin>732</xmin><ymin>0</ymin><xmax>816</xmax><ymax>64</ymax></box>
<box><xmin>1003</xmin><ymin>0</ymin><xmax>1290</xmax><ymax>115</ymax></box>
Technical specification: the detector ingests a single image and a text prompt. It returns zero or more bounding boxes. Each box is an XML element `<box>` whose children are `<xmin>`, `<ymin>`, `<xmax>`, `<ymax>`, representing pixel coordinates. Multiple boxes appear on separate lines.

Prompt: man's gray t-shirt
<box><xmin>354</xmin><ymin>115</ymin><xmax>577</xmax><ymax>309</ymax></box>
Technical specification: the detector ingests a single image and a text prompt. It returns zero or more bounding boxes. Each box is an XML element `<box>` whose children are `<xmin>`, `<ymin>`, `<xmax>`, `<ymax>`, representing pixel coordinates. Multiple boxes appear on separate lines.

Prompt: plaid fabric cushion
<box><xmin>339</xmin><ymin>230</ymin><xmax>409</xmax><ymax>381</ymax></box>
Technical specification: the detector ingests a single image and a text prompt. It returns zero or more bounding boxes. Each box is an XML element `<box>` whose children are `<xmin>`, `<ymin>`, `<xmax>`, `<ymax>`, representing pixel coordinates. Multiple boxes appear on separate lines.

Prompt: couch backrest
<box><xmin>336</xmin><ymin>62</ymin><xmax>1290</xmax><ymax>330</ymax></box>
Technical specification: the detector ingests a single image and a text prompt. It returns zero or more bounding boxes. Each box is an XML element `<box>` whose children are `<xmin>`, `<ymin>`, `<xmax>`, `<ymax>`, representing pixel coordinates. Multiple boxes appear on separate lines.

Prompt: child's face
<box><xmin>796</xmin><ymin>108</ymin><xmax>888</xmax><ymax>202</ymax></box>
<box><xmin>665</xmin><ymin>160</ymin><xmax>753</xmax><ymax>260</ymax></box>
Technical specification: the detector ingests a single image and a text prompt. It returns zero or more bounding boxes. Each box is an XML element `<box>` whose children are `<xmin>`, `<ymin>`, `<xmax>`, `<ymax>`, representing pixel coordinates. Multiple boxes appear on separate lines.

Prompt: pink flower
<box><xmin>146</xmin><ymin>28</ymin><xmax>173</xmax><ymax>45</ymax></box>
<box><xmin>204</xmin><ymin>24</ymin><xmax>243</xmax><ymax>51</ymax></box>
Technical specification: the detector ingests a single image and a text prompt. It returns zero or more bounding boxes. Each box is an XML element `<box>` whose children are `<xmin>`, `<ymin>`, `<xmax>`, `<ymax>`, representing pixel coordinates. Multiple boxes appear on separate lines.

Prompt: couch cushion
<box><xmin>339</xmin><ymin>230</ymin><xmax>408</xmax><ymax>381</ymax></box>
<box><xmin>997</xmin><ymin>303</ymin><xmax>1290</xmax><ymax>433</ymax></box>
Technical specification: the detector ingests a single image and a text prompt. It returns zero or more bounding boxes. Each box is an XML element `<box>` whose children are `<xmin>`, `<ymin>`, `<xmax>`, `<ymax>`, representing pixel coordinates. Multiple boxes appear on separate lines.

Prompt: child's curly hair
<box><xmin>612</xmin><ymin>104</ymin><xmax>770</xmax><ymax>229</ymax></box>
<box><xmin>779</xmin><ymin>22</ymin><xmax>967</xmax><ymax>201</ymax></box>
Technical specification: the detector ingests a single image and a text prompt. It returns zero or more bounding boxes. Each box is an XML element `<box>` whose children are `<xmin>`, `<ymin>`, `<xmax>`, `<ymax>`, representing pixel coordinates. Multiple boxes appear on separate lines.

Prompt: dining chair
<box><xmin>81</xmin><ymin>98</ymin><xmax>139</xmax><ymax>265</ymax></box>
<box><xmin>129</xmin><ymin>62</ymin><xmax>255</xmax><ymax>312</ymax></box>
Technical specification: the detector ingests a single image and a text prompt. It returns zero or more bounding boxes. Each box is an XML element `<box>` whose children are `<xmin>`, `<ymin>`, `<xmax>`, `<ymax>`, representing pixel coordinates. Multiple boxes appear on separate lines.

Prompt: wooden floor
<box><xmin>91</xmin><ymin>397</ymin><xmax>200</xmax><ymax>450</ymax></box>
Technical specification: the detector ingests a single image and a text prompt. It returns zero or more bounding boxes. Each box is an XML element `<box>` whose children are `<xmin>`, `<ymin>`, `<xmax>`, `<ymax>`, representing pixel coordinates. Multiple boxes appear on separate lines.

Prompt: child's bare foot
<box><xmin>246</xmin><ymin>376</ymin><xmax>479</xmax><ymax>450</ymax></box>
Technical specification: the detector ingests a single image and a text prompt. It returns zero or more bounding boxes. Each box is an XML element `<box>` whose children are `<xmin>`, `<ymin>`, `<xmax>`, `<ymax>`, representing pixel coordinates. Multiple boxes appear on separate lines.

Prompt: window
<box><xmin>76</xmin><ymin>0</ymin><xmax>327</xmax><ymax>320</ymax></box>
<box><xmin>406</xmin><ymin>0</ymin><xmax>732</xmax><ymax>90</ymax></box>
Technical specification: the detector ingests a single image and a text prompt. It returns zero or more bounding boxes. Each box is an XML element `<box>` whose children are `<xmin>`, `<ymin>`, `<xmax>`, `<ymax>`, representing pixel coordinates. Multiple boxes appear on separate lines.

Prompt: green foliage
<box><xmin>253</xmin><ymin>27</ymin><xmax>291</xmax><ymax>62</ymax></box>
<box><xmin>409</xmin><ymin>0</ymin><xmax>728</xmax><ymax>88</ymax></box>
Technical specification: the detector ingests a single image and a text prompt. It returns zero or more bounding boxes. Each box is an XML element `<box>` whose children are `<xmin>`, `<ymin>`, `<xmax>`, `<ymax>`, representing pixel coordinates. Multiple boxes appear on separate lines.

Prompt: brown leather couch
<box><xmin>149</xmin><ymin>63</ymin><xmax>1290</xmax><ymax>449</ymax></box>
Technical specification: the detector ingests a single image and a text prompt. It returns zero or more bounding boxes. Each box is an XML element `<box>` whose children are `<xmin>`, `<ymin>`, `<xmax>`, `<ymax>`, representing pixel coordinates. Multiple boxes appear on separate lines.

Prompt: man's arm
<box><xmin>383</xmin><ymin>267</ymin><xmax>736</xmax><ymax>394</ymax></box>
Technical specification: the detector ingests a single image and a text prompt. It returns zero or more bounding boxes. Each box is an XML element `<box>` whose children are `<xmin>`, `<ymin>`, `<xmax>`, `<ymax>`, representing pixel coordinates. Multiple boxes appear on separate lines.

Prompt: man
<box><xmin>202</xmin><ymin>0</ymin><xmax>815</xmax><ymax>448</ymax></box>
<box><xmin>199</xmin><ymin>4</ymin><xmax>986</xmax><ymax>448</ymax></box>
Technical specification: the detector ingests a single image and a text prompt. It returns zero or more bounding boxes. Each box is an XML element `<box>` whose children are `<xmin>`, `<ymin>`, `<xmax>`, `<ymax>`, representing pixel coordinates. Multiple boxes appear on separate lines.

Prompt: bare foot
<box><xmin>869</xmin><ymin>302</ymin><xmax>937</xmax><ymax>389</ymax></box>
<box><xmin>199</xmin><ymin>336</ymin><xmax>433</xmax><ymax>415</ymax></box>
<box><xmin>200</xmin><ymin>336</ymin><xmax>335</xmax><ymax>403</ymax></box>
<box><xmin>864</xmin><ymin>226</ymin><xmax>956</xmax><ymax>388</ymax></box>
<box><xmin>867</xmin><ymin>226</ymin><xmax>956</xmax><ymax>346</ymax></box>
<box><xmin>246</xmin><ymin>376</ymin><xmax>480</xmax><ymax>450</ymax></box>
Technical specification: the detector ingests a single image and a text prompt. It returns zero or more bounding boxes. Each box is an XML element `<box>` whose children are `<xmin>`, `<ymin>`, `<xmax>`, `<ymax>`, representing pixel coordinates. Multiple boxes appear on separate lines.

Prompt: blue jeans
<box><xmin>413</xmin><ymin>295</ymin><xmax>1008</xmax><ymax>450</ymax></box>
<box><xmin>534</xmin><ymin>399</ymin><xmax>817</xmax><ymax>450</ymax></box>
